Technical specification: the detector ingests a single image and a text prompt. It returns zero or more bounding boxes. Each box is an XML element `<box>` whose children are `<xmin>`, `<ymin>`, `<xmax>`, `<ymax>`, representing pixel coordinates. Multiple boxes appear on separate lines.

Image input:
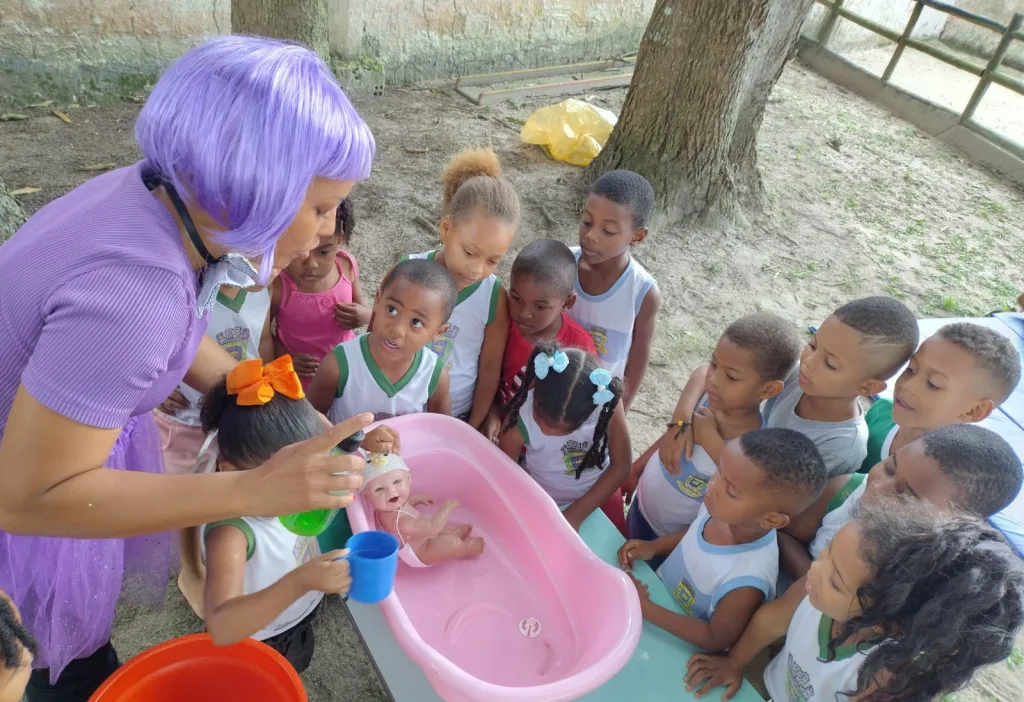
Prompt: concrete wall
<box><xmin>0</xmin><ymin>0</ymin><xmax>226</xmax><ymax>100</ymax></box>
<box><xmin>333</xmin><ymin>0</ymin><xmax>655</xmax><ymax>84</ymax></box>
<box><xmin>801</xmin><ymin>0</ymin><xmax>951</xmax><ymax>50</ymax></box>
<box><xmin>940</xmin><ymin>0</ymin><xmax>1023</xmax><ymax>70</ymax></box>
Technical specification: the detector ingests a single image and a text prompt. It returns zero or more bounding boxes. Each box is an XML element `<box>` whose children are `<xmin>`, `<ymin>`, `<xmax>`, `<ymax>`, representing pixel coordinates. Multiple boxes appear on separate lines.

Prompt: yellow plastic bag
<box><xmin>519</xmin><ymin>98</ymin><xmax>617</xmax><ymax>167</ymax></box>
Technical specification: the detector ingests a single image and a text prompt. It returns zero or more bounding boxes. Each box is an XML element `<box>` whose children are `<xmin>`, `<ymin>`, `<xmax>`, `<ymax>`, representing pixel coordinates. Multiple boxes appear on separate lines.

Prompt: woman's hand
<box><xmin>361</xmin><ymin>425</ymin><xmax>400</xmax><ymax>454</ymax></box>
<box><xmin>246</xmin><ymin>413</ymin><xmax>374</xmax><ymax>515</ymax></box>
<box><xmin>158</xmin><ymin>388</ymin><xmax>190</xmax><ymax>414</ymax></box>
<box><xmin>684</xmin><ymin>653</ymin><xmax>743</xmax><ymax>700</ymax></box>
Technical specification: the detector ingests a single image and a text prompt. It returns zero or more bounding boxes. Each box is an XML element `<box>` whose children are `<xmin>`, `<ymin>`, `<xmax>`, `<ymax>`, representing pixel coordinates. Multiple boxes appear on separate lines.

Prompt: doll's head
<box><xmin>362</xmin><ymin>452</ymin><xmax>411</xmax><ymax>513</ymax></box>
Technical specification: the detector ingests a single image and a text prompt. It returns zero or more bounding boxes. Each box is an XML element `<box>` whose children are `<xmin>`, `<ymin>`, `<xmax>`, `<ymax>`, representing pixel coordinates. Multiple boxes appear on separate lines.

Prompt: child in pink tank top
<box><xmin>271</xmin><ymin>199</ymin><xmax>371</xmax><ymax>385</ymax></box>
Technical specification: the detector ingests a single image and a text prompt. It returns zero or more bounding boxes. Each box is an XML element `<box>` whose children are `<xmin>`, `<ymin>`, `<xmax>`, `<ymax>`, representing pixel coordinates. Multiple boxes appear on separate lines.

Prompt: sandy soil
<box><xmin>2</xmin><ymin>57</ymin><xmax>1023</xmax><ymax>701</ymax></box>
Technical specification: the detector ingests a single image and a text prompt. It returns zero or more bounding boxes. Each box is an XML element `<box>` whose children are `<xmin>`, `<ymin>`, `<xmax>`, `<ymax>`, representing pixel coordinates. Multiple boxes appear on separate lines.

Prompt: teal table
<box><xmin>344</xmin><ymin>510</ymin><xmax>764</xmax><ymax>701</ymax></box>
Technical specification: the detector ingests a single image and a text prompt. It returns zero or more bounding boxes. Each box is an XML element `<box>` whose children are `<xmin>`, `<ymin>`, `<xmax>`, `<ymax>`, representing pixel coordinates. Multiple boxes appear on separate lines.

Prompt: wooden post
<box><xmin>882</xmin><ymin>2</ymin><xmax>924</xmax><ymax>83</ymax></box>
<box><xmin>962</xmin><ymin>12</ymin><xmax>1023</xmax><ymax>123</ymax></box>
<box><xmin>817</xmin><ymin>0</ymin><xmax>845</xmax><ymax>48</ymax></box>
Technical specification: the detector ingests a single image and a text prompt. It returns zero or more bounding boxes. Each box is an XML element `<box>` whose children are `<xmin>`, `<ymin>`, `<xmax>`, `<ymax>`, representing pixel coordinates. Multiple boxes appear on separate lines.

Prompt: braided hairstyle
<box><xmin>834</xmin><ymin>497</ymin><xmax>1024</xmax><ymax>702</ymax></box>
<box><xmin>333</xmin><ymin>198</ymin><xmax>355</xmax><ymax>246</ymax></box>
<box><xmin>0</xmin><ymin>594</ymin><xmax>37</xmax><ymax>672</ymax></box>
<box><xmin>502</xmin><ymin>341</ymin><xmax>622</xmax><ymax>478</ymax></box>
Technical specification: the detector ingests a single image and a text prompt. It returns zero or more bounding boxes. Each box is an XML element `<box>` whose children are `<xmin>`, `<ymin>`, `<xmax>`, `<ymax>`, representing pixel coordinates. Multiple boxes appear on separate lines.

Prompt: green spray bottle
<box><xmin>278</xmin><ymin>429</ymin><xmax>365</xmax><ymax>537</ymax></box>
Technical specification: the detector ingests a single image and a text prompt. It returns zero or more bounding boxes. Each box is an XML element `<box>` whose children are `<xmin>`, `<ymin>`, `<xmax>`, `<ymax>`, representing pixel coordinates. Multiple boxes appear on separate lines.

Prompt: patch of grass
<box><xmin>921</xmin><ymin>294</ymin><xmax>978</xmax><ymax>317</ymax></box>
<box><xmin>785</xmin><ymin>261</ymin><xmax>819</xmax><ymax>283</ymax></box>
<box><xmin>976</xmin><ymin>197</ymin><xmax>1007</xmax><ymax>220</ymax></box>
<box><xmin>704</xmin><ymin>261</ymin><xmax>722</xmax><ymax>275</ymax></box>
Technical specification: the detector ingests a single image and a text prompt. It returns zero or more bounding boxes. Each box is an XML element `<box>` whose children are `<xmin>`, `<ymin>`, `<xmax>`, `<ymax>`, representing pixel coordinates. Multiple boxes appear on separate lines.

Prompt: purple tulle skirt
<box><xmin>0</xmin><ymin>413</ymin><xmax>173</xmax><ymax>683</ymax></box>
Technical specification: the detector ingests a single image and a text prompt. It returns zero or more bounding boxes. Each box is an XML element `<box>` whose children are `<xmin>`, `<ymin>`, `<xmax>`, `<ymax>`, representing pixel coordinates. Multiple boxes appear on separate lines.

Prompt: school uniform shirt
<box><xmin>809</xmin><ymin>473</ymin><xmax>867</xmax><ymax>559</ymax></box>
<box><xmin>861</xmin><ymin>399</ymin><xmax>897</xmax><ymax>473</ymax></box>
<box><xmin>764</xmin><ymin>368</ymin><xmax>869</xmax><ymax>478</ymax></box>
<box><xmin>167</xmin><ymin>287</ymin><xmax>270</xmax><ymax>427</ymax></box>
<box><xmin>201</xmin><ymin>516</ymin><xmax>323</xmax><ymax>640</ymax></box>
<box><xmin>327</xmin><ymin>334</ymin><xmax>444</xmax><ymax>423</ymax></box>
<box><xmin>656</xmin><ymin>505</ymin><xmax>777</xmax><ymax>621</ymax></box>
<box><xmin>765</xmin><ymin>595</ymin><xmax>882</xmax><ymax>702</ymax></box>
<box><xmin>568</xmin><ymin>246</ymin><xmax>655</xmax><ymax>378</ymax></box>
<box><xmin>406</xmin><ymin>251</ymin><xmax>502</xmax><ymax>419</ymax></box>
<box><xmin>498</xmin><ymin>314</ymin><xmax>597</xmax><ymax>406</ymax></box>
<box><xmin>517</xmin><ymin>389</ymin><xmax>608</xmax><ymax>505</ymax></box>
<box><xmin>635</xmin><ymin>396</ymin><xmax>761</xmax><ymax>537</ymax></box>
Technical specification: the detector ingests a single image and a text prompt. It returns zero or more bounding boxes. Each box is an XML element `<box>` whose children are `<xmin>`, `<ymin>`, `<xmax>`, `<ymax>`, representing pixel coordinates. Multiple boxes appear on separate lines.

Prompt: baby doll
<box><xmin>362</xmin><ymin>451</ymin><xmax>485</xmax><ymax>566</ymax></box>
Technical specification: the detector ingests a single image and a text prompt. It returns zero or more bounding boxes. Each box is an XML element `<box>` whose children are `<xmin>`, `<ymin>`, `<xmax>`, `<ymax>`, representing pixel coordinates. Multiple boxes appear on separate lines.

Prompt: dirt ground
<box><xmin>3</xmin><ymin>56</ymin><xmax>1024</xmax><ymax>701</ymax></box>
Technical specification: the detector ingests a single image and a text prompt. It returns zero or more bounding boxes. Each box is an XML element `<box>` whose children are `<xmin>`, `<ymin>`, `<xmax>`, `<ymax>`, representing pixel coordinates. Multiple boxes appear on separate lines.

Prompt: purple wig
<box><xmin>135</xmin><ymin>35</ymin><xmax>375</xmax><ymax>282</ymax></box>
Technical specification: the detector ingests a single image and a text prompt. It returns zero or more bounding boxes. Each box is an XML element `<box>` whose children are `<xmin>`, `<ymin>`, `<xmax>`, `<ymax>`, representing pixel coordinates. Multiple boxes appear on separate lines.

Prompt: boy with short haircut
<box><xmin>780</xmin><ymin>423</ymin><xmax>1023</xmax><ymax>580</ymax></box>
<box><xmin>625</xmin><ymin>313</ymin><xmax>803</xmax><ymax>560</ymax></box>
<box><xmin>308</xmin><ymin>259</ymin><xmax>457</xmax><ymax>421</ymax></box>
<box><xmin>860</xmin><ymin>322</ymin><xmax>1022</xmax><ymax>472</ymax></box>
<box><xmin>571</xmin><ymin>170</ymin><xmax>661</xmax><ymax>411</ymax></box>
<box><xmin>618</xmin><ymin>428</ymin><xmax>827</xmax><ymax>653</ymax></box>
<box><xmin>764</xmin><ymin>296</ymin><xmax>919</xmax><ymax>478</ymax></box>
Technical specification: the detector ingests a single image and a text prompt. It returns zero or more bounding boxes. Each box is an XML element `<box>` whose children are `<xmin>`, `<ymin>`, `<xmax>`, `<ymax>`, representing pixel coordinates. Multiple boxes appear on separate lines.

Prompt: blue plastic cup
<box><xmin>343</xmin><ymin>530</ymin><xmax>400</xmax><ymax>604</ymax></box>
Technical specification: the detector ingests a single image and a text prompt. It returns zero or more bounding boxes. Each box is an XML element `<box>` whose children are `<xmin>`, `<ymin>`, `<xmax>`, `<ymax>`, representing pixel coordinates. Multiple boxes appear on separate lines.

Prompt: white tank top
<box><xmin>168</xmin><ymin>287</ymin><xmax>270</xmax><ymax>427</ymax></box>
<box><xmin>327</xmin><ymin>334</ymin><xmax>443</xmax><ymax>423</ymax></box>
<box><xmin>765</xmin><ymin>596</ymin><xmax>882</xmax><ymax>702</ymax></box>
<box><xmin>517</xmin><ymin>389</ymin><xmax>608</xmax><ymax>505</ymax></box>
<box><xmin>406</xmin><ymin>250</ymin><xmax>501</xmax><ymax>418</ymax></box>
<box><xmin>201</xmin><ymin>515</ymin><xmax>323</xmax><ymax>640</ymax></box>
<box><xmin>809</xmin><ymin>474</ymin><xmax>867</xmax><ymax>559</ymax></box>
<box><xmin>568</xmin><ymin>246</ymin><xmax>655</xmax><ymax>377</ymax></box>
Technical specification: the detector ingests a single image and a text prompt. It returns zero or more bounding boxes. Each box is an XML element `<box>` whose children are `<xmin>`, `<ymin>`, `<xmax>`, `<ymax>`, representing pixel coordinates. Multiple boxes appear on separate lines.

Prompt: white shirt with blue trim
<box><xmin>568</xmin><ymin>247</ymin><xmax>655</xmax><ymax>377</ymax></box>
<box><xmin>656</xmin><ymin>505</ymin><xmax>778</xmax><ymax>621</ymax></box>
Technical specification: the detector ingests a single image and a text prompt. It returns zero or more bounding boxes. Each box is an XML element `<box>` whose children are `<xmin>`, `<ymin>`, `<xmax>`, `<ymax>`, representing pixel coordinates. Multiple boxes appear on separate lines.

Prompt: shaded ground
<box><xmin>3</xmin><ymin>57</ymin><xmax>1024</xmax><ymax>701</ymax></box>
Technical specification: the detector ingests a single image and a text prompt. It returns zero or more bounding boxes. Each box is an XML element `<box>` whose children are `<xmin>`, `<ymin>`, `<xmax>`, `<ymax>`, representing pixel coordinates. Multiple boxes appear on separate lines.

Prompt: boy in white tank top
<box><xmin>570</xmin><ymin>170</ymin><xmax>660</xmax><ymax>411</ymax></box>
<box><xmin>307</xmin><ymin>259</ymin><xmax>457</xmax><ymax>421</ymax></box>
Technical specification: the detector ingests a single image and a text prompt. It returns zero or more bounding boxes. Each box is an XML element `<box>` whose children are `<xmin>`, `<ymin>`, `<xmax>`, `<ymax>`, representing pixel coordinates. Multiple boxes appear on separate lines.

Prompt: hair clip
<box><xmin>534</xmin><ymin>349</ymin><xmax>569</xmax><ymax>380</ymax></box>
<box><xmin>590</xmin><ymin>368</ymin><xmax>614</xmax><ymax>406</ymax></box>
<box><xmin>226</xmin><ymin>356</ymin><xmax>305</xmax><ymax>406</ymax></box>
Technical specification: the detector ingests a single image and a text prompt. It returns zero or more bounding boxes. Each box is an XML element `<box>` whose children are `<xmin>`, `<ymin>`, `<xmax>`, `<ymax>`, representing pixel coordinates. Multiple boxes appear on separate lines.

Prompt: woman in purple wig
<box><xmin>0</xmin><ymin>36</ymin><xmax>376</xmax><ymax>701</ymax></box>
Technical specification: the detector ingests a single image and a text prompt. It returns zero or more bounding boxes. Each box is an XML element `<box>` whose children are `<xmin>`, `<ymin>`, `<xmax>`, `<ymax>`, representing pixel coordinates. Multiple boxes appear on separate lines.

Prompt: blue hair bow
<box><xmin>590</xmin><ymin>368</ymin><xmax>615</xmax><ymax>406</ymax></box>
<box><xmin>534</xmin><ymin>350</ymin><xmax>569</xmax><ymax>380</ymax></box>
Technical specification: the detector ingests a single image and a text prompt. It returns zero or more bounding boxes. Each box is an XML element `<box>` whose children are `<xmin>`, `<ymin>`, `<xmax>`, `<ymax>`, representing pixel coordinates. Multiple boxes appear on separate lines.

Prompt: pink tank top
<box><xmin>276</xmin><ymin>250</ymin><xmax>359</xmax><ymax>363</ymax></box>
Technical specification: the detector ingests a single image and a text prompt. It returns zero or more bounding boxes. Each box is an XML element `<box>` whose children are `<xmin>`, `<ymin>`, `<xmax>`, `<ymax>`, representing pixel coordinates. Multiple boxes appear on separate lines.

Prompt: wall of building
<box><xmin>801</xmin><ymin>0</ymin><xmax>950</xmax><ymax>50</ymax></box>
<box><xmin>940</xmin><ymin>0</ymin><xmax>1023</xmax><ymax>69</ymax></box>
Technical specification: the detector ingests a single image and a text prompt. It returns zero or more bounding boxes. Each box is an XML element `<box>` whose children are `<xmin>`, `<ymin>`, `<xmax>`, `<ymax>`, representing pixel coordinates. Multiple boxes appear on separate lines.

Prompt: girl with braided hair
<box><xmin>0</xmin><ymin>591</ymin><xmax>36</xmax><ymax>702</ymax></box>
<box><xmin>498</xmin><ymin>342</ymin><xmax>631</xmax><ymax>532</ymax></box>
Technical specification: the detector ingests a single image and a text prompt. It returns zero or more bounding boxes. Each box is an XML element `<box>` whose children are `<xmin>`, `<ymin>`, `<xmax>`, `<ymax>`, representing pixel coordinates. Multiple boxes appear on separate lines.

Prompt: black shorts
<box><xmin>26</xmin><ymin>640</ymin><xmax>120</xmax><ymax>702</ymax></box>
<box><xmin>261</xmin><ymin>604</ymin><xmax>320</xmax><ymax>674</ymax></box>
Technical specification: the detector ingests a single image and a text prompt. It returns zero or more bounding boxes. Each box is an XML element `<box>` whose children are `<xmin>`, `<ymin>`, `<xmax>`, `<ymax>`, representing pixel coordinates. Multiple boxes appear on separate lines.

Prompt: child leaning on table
<box><xmin>625</xmin><ymin>312</ymin><xmax>803</xmax><ymax>561</ymax></box>
<box><xmin>618</xmin><ymin>428</ymin><xmax>827</xmax><ymax>653</ymax></box>
<box><xmin>198</xmin><ymin>356</ymin><xmax>395</xmax><ymax>673</ymax></box>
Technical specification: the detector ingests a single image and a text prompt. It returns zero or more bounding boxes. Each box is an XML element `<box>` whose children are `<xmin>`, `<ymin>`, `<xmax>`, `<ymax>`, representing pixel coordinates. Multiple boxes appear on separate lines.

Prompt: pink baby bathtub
<box><xmin>347</xmin><ymin>413</ymin><xmax>641</xmax><ymax>702</ymax></box>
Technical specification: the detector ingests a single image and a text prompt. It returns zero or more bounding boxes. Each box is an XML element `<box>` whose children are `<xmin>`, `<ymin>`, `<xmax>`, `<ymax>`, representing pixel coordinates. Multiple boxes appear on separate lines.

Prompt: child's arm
<box><xmin>334</xmin><ymin>255</ymin><xmax>372</xmax><ymax>330</ymax></box>
<box><xmin>778</xmin><ymin>531</ymin><xmax>813</xmax><ymax>580</ymax></box>
<box><xmin>691</xmin><ymin>406</ymin><xmax>725</xmax><ymax>464</ymax></box>
<box><xmin>203</xmin><ymin>524</ymin><xmax>349</xmax><ymax>646</ymax></box>
<box><xmin>497</xmin><ymin>421</ymin><xmax>526</xmax><ymax>463</ymax></box>
<box><xmin>684</xmin><ymin>577</ymin><xmax>807</xmax><ymax>700</ymax></box>
<box><xmin>658</xmin><ymin>364</ymin><xmax>709</xmax><ymax>472</ymax></box>
<box><xmin>426</xmin><ymin>367</ymin><xmax>452</xmax><ymax>415</ymax></box>
<box><xmin>618</xmin><ymin>528</ymin><xmax>688</xmax><ymax>568</ymax></box>
<box><xmin>621</xmin><ymin>284</ymin><xmax>661</xmax><ymax>412</ymax></box>
<box><xmin>467</xmin><ymin>288</ymin><xmax>509</xmax><ymax>429</ymax></box>
<box><xmin>269</xmin><ymin>277</ymin><xmax>287</xmax><ymax>359</ymax></box>
<box><xmin>306</xmin><ymin>351</ymin><xmax>341</xmax><ymax>415</ymax></box>
<box><xmin>636</xmin><ymin>581</ymin><xmax>766</xmax><ymax>652</ymax></box>
<box><xmin>258</xmin><ymin>304</ymin><xmax>275</xmax><ymax>363</ymax></box>
<box><xmin>563</xmin><ymin>402</ymin><xmax>631</xmax><ymax>531</ymax></box>
<box><xmin>623</xmin><ymin>437</ymin><xmax>661</xmax><ymax>501</ymax></box>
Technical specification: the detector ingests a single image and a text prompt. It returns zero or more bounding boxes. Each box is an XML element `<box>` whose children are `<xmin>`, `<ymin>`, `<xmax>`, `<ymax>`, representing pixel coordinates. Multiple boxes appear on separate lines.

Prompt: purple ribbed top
<box><xmin>0</xmin><ymin>162</ymin><xmax>206</xmax><ymax>433</ymax></box>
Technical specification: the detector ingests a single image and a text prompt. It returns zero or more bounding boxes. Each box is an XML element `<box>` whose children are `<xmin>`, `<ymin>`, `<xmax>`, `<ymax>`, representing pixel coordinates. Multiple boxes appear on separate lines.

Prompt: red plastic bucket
<box><xmin>89</xmin><ymin>634</ymin><xmax>307</xmax><ymax>702</ymax></box>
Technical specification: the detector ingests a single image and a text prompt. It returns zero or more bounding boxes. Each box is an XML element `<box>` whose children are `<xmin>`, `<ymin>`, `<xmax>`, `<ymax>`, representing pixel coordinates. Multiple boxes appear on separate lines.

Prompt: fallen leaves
<box><xmin>77</xmin><ymin>163</ymin><xmax>116</xmax><ymax>172</ymax></box>
<box><xmin>0</xmin><ymin>114</ymin><xmax>29</xmax><ymax>121</ymax></box>
<box><xmin>9</xmin><ymin>187</ymin><xmax>42</xmax><ymax>196</ymax></box>
<box><xmin>52</xmin><ymin>110</ymin><xmax>73</xmax><ymax>124</ymax></box>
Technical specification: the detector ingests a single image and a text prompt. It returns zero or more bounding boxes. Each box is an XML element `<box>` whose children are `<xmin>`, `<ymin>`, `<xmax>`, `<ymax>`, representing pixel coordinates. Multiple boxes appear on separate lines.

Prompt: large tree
<box><xmin>590</xmin><ymin>0</ymin><xmax>815</xmax><ymax>224</ymax></box>
<box><xmin>0</xmin><ymin>179</ymin><xmax>26</xmax><ymax>244</ymax></box>
<box><xmin>232</xmin><ymin>0</ymin><xmax>330</xmax><ymax>59</ymax></box>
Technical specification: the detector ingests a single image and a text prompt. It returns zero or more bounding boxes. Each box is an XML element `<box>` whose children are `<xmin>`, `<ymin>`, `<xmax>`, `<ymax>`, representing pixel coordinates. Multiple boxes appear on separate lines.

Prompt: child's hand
<box><xmin>659</xmin><ymin>421</ymin><xmax>693</xmax><ymax>474</ymax></box>
<box><xmin>362</xmin><ymin>425</ymin><xmax>401</xmax><ymax>454</ymax></box>
<box><xmin>562</xmin><ymin>503</ymin><xmax>586</xmax><ymax>533</ymax></box>
<box><xmin>628</xmin><ymin>572</ymin><xmax>650</xmax><ymax>602</ymax></box>
<box><xmin>292</xmin><ymin>353</ymin><xmax>320</xmax><ymax>378</ymax></box>
<box><xmin>618</xmin><ymin>539</ymin><xmax>656</xmax><ymax>570</ymax></box>
<box><xmin>296</xmin><ymin>550</ymin><xmax>352</xmax><ymax>595</ymax></box>
<box><xmin>481</xmin><ymin>406</ymin><xmax>503</xmax><ymax>444</ymax></box>
<box><xmin>692</xmin><ymin>407</ymin><xmax>721</xmax><ymax>450</ymax></box>
<box><xmin>409</xmin><ymin>495</ymin><xmax>434</xmax><ymax>507</ymax></box>
<box><xmin>684</xmin><ymin>653</ymin><xmax>743</xmax><ymax>700</ymax></box>
<box><xmin>334</xmin><ymin>302</ymin><xmax>369</xmax><ymax>330</ymax></box>
<box><xmin>158</xmin><ymin>389</ymin><xmax>190</xmax><ymax>414</ymax></box>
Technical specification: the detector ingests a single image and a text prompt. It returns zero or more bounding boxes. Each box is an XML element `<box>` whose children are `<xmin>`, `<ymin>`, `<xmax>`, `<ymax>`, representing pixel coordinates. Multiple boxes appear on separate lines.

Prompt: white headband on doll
<box><xmin>360</xmin><ymin>451</ymin><xmax>409</xmax><ymax>490</ymax></box>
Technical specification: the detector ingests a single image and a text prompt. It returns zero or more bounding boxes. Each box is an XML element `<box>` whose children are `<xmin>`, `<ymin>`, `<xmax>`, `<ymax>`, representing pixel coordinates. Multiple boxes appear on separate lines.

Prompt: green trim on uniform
<box><xmin>204</xmin><ymin>518</ymin><xmax>256</xmax><ymax>561</ymax></box>
<box><xmin>428</xmin><ymin>353</ymin><xmax>445</xmax><ymax>396</ymax></box>
<box><xmin>817</xmin><ymin>611</ymin><xmax>882</xmax><ymax>661</ymax></box>
<box><xmin>457</xmin><ymin>279</ymin><xmax>483</xmax><ymax>304</ymax></box>
<box><xmin>824</xmin><ymin>473</ymin><xmax>867</xmax><ymax>516</ymax></box>
<box><xmin>860</xmin><ymin>399</ymin><xmax>896</xmax><ymax>473</ymax></box>
<box><xmin>360</xmin><ymin>334</ymin><xmax>424</xmax><ymax>399</ymax></box>
<box><xmin>486</xmin><ymin>280</ymin><xmax>501</xmax><ymax>325</ymax></box>
<box><xmin>333</xmin><ymin>344</ymin><xmax>350</xmax><ymax>398</ymax></box>
<box><xmin>517</xmin><ymin>416</ymin><xmax>530</xmax><ymax>444</ymax></box>
<box><xmin>216</xmin><ymin>287</ymin><xmax>248</xmax><ymax>314</ymax></box>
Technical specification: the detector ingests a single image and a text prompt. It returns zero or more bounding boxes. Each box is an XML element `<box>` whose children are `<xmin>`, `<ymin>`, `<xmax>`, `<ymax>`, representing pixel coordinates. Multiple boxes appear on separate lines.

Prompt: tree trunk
<box><xmin>232</xmin><ymin>0</ymin><xmax>331</xmax><ymax>59</ymax></box>
<box><xmin>590</xmin><ymin>0</ymin><xmax>815</xmax><ymax>225</ymax></box>
<box><xmin>0</xmin><ymin>179</ymin><xmax>26</xmax><ymax>244</ymax></box>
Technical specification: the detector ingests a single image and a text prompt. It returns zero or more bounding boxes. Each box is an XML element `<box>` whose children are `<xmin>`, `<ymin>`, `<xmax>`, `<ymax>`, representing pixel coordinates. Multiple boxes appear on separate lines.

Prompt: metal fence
<box><xmin>812</xmin><ymin>0</ymin><xmax>1023</xmax><ymax>148</ymax></box>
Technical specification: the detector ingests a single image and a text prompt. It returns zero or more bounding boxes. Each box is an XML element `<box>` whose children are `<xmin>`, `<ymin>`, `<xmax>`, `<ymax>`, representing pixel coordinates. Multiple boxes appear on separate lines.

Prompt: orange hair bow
<box><xmin>226</xmin><ymin>356</ymin><xmax>306</xmax><ymax>406</ymax></box>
